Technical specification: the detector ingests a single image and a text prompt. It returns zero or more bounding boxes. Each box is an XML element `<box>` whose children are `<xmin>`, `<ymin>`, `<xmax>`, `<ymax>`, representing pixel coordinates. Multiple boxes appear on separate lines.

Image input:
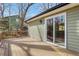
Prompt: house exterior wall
<box><xmin>28</xmin><ymin>19</ymin><xmax>45</xmax><ymax>41</ymax></box>
<box><xmin>0</xmin><ymin>16</ymin><xmax>20</xmax><ymax>32</ymax></box>
<box><xmin>28</xmin><ymin>6</ymin><xmax>79</xmax><ymax>52</ymax></box>
<box><xmin>8</xmin><ymin>16</ymin><xmax>19</xmax><ymax>31</ymax></box>
<box><xmin>67</xmin><ymin>6</ymin><xmax>79</xmax><ymax>52</ymax></box>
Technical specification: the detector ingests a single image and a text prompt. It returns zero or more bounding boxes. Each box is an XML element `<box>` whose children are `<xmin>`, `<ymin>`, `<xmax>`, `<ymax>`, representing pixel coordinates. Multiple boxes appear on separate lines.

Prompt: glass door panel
<box><xmin>47</xmin><ymin>18</ymin><xmax>53</xmax><ymax>42</ymax></box>
<box><xmin>55</xmin><ymin>15</ymin><xmax>65</xmax><ymax>46</ymax></box>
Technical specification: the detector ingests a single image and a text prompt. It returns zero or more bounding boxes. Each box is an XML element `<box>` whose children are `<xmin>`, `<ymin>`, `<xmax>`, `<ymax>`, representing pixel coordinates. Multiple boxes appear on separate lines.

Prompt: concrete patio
<box><xmin>0</xmin><ymin>37</ymin><xmax>79</xmax><ymax>56</ymax></box>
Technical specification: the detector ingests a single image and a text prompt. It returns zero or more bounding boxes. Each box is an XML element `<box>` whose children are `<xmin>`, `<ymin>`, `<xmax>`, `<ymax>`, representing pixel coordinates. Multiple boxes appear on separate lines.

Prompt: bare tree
<box><xmin>38</xmin><ymin>3</ymin><xmax>60</xmax><ymax>12</ymax></box>
<box><xmin>0</xmin><ymin>4</ymin><xmax>13</xmax><ymax>31</ymax></box>
<box><xmin>0</xmin><ymin>3</ymin><xmax>11</xmax><ymax>18</ymax></box>
<box><xmin>8</xmin><ymin>4</ymin><xmax>12</xmax><ymax>31</ymax></box>
<box><xmin>0</xmin><ymin>3</ymin><xmax>5</xmax><ymax>18</ymax></box>
<box><xmin>17</xmin><ymin>3</ymin><xmax>33</xmax><ymax>29</ymax></box>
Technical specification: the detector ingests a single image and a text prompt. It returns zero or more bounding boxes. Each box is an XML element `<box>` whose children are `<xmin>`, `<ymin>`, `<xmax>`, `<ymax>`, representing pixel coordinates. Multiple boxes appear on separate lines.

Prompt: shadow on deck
<box><xmin>0</xmin><ymin>37</ymin><xmax>79</xmax><ymax>56</ymax></box>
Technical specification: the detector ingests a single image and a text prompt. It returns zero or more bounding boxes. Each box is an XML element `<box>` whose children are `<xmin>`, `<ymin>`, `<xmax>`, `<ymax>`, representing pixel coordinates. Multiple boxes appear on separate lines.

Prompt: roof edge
<box><xmin>25</xmin><ymin>3</ymin><xmax>69</xmax><ymax>22</ymax></box>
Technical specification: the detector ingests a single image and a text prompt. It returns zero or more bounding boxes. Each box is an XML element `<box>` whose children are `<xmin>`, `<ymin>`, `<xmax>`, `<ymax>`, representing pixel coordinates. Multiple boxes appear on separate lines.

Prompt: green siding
<box><xmin>9</xmin><ymin>16</ymin><xmax>19</xmax><ymax>31</ymax></box>
<box><xmin>0</xmin><ymin>16</ymin><xmax>20</xmax><ymax>31</ymax></box>
<box><xmin>67</xmin><ymin>6</ymin><xmax>79</xmax><ymax>52</ymax></box>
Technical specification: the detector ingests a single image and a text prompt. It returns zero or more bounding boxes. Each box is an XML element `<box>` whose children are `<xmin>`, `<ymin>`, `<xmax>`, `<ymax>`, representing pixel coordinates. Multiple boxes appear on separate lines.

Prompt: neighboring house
<box><xmin>25</xmin><ymin>3</ymin><xmax>79</xmax><ymax>52</ymax></box>
<box><xmin>0</xmin><ymin>19</ymin><xmax>8</xmax><ymax>32</ymax></box>
<box><xmin>0</xmin><ymin>15</ymin><xmax>20</xmax><ymax>32</ymax></box>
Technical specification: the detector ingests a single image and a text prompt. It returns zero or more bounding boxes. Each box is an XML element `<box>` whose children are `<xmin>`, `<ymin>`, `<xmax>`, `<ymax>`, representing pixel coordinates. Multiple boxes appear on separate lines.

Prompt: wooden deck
<box><xmin>0</xmin><ymin>37</ymin><xmax>79</xmax><ymax>56</ymax></box>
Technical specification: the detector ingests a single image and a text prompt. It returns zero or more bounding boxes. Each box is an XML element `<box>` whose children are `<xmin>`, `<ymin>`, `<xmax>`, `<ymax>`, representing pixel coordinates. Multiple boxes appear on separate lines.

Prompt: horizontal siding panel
<box><xmin>68</xmin><ymin>32</ymin><xmax>79</xmax><ymax>35</ymax></box>
<box><xmin>68</xmin><ymin>43</ymin><xmax>79</xmax><ymax>49</ymax></box>
<box><xmin>68</xmin><ymin>28</ymin><xmax>78</xmax><ymax>30</ymax></box>
<box><xmin>67</xmin><ymin>7</ymin><xmax>79</xmax><ymax>15</ymax></box>
<box><xmin>68</xmin><ymin>45</ymin><xmax>79</xmax><ymax>52</ymax></box>
<box><xmin>68</xmin><ymin>36</ymin><xmax>79</xmax><ymax>39</ymax></box>
<box><xmin>68</xmin><ymin>21</ymin><xmax>79</xmax><ymax>24</ymax></box>
<box><xmin>68</xmin><ymin>23</ymin><xmax>79</xmax><ymax>27</ymax></box>
<box><xmin>67</xmin><ymin>6</ymin><xmax>79</xmax><ymax>52</ymax></box>
<box><xmin>68</xmin><ymin>20</ymin><xmax>79</xmax><ymax>24</ymax></box>
<box><xmin>68</xmin><ymin>29</ymin><xmax>79</xmax><ymax>32</ymax></box>
<box><xmin>68</xmin><ymin>42</ymin><xmax>79</xmax><ymax>47</ymax></box>
<box><xmin>68</xmin><ymin>16</ymin><xmax>79</xmax><ymax>21</ymax></box>
<box><xmin>67</xmin><ymin>17</ymin><xmax>79</xmax><ymax>21</ymax></box>
<box><xmin>67</xmin><ymin>9</ymin><xmax>79</xmax><ymax>15</ymax></box>
<box><xmin>67</xmin><ymin>29</ymin><xmax>79</xmax><ymax>31</ymax></box>
<box><xmin>68</xmin><ymin>39</ymin><xmax>79</xmax><ymax>44</ymax></box>
<box><xmin>68</xmin><ymin>33</ymin><xmax>79</xmax><ymax>35</ymax></box>
<box><xmin>67</xmin><ymin>26</ymin><xmax>78</xmax><ymax>28</ymax></box>
<box><xmin>68</xmin><ymin>37</ymin><xmax>79</xmax><ymax>41</ymax></box>
<box><xmin>67</xmin><ymin>18</ymin><xmax>79</xmax><ymax>21</ymax></box>
<box><xmin>67</xmin><ymin>13</ymin><xmax>79</xmax><ymax>17</ymax></box>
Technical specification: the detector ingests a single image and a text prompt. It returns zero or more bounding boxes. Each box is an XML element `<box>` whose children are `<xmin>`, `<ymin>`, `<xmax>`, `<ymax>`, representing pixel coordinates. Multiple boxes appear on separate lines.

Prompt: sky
<box><xmin>26</xmin><ymin>3</ymin><xmax>57</xmax><ymax>19</ymax></box>
<box><xmin>2</xmin><ymin>3</ymin><xmax>57</xmax><ymax>20</ymax></box>
<box><xmin>3</xmin><ymin>3</ymin><xmax>42</xmax><ymax>20</ymax></box>
<box><xmin>26</xmin><ymin>3</ymin><xmax>42</xmax><ymax>19</ymax></box>
<box><xmin>4</xmin><ymin>3</ymin><xmax>19</xmax><ymax>16</ymax></box>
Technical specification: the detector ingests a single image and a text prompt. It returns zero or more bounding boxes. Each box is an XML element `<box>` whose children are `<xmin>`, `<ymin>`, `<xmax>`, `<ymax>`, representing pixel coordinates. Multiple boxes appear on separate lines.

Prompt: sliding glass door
<box><xmin>46</xmin><ymin>13</ymin><xmax>66</xmax><ymax>47</ymax></box>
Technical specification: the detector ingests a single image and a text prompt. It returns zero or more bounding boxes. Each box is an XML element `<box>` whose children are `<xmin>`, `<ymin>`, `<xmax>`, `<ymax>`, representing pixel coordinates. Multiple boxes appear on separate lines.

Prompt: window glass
<box><xmin>55</xmin><ymin>14</ymin><xmax>65</xmax><ymax>46</ymax></box>
<box><xmin>61</xmin><ymin>15</ymin><xmax>65</xmax><ymax>23</ymax></box>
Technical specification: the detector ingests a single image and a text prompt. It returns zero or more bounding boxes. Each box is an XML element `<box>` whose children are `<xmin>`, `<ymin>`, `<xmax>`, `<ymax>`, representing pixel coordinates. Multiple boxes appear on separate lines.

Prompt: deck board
<box><xmin>0</xmin><ymin>37</ymin><xmax>79</xmax><ymax>56</ymax></box>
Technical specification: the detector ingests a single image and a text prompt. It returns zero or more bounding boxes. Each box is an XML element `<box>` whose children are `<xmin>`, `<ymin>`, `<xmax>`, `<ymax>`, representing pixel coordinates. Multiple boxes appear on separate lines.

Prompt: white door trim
<box><xmin>44</xmin><ymin>12</ymin><xmax>67</xmax><ymax>48</ymax></box>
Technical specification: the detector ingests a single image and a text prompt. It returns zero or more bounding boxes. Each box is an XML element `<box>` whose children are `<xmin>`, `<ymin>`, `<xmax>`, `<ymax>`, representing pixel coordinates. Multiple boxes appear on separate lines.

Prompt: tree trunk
<box><xmin>20</xmin><ymin>17</ymin><xmax>24</xmax><ymax>29</ymax></box>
